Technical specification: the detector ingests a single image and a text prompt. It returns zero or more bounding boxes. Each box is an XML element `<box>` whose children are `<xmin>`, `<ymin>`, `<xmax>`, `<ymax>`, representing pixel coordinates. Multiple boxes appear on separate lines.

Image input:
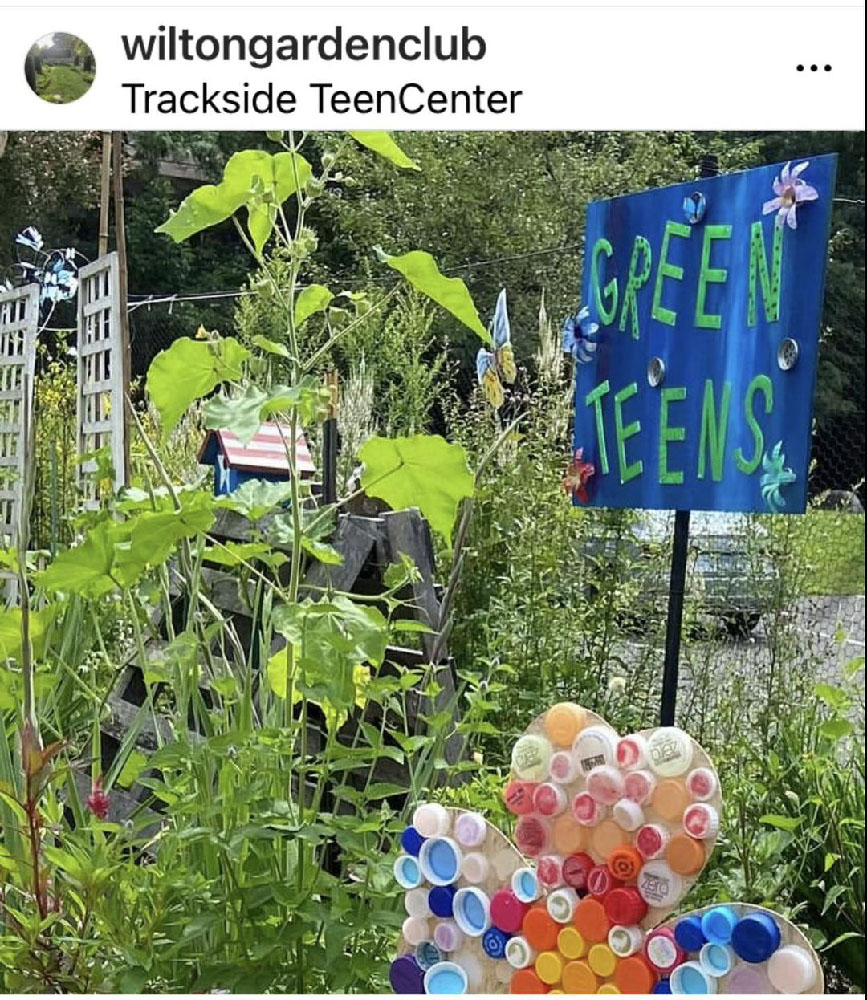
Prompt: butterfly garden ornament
<box><xmin>476</xmin><ymin>289</ymin><xmax>516</xmax><ymax>410</ymax></box>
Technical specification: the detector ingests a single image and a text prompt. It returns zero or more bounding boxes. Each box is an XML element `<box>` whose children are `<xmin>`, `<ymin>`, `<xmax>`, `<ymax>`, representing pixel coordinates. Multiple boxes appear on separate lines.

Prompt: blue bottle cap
<box><xmin>652</xmin><ymin>980</ymin><xmax>672</xmax><ymax>994</ymax></box>
<box><xmin>674</xmin><ymin>915</ymin><xmax>707</xmax><ymax>954</ymax></box>
<box><xmin>416</xmin><ymin>940</ymin><xmax>443</xmax><ymax>971</ymax></box>
<box><xmin>483</xmin><ymin>926</ymin><xmax>511</xmax><ymax>959</ymax></box>
<box><xmin>429</xmin><ymin>884</ymin><xmax>457</xmax><ymax>918</ymax></box>
<box><xmin>401</xmin><ymin>826</ymin><xmax>426</xmax><ymax>857</ymax></box>
<box><xmin>701</xmin><ymin>905</ymin><xmax>738</xmax><ymax>945</ymax></box>
<box><xmin>731</xmin><ymin>912</ymin><xmax>782</xmax><ymax>963</ymax></box>
<box><xmin>389</xmin><ymin>955</ymin><xmax>425</xmax><ymax>994</ymax></box>
<box><xmin>424</xmin><ymin>961</ymin><xmax>469</xmax><ymax>995</ymax></box>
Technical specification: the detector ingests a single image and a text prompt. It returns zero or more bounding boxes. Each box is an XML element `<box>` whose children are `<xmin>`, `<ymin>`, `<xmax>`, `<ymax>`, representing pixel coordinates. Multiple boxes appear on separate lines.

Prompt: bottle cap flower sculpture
<box><xmin>390</xmin><ymin>703</ymin><xmax>823</xmax><ymax>994</ymax></box>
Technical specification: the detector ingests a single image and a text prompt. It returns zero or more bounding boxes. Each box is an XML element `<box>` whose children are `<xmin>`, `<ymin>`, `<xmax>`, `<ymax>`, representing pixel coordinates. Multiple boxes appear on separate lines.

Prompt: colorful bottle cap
<box><xmin>434</xmin><ymin>919</ymin><xmax>464</xmax><ymax>953</ymax></box>
<box><xmin>550</xmin><ymin>750</ymin><xmax>580</xmax><ymax>785</ymax></box>
<box><xmin>604</xmin><ymin>887</ymin><xmax>648</xmax><ymax>928</ymax></box>
<box><xmin>563</xmin><ymin>851</ymin><xmax>595</xmax><ymax>891</ymax></box>
<box><xmin>453</xmin><ymin>951</ymin><xmax>484</xmax><ymax>991</ymax></box>
<box><xmin>652</xmin><ymin>779</ymin><xmax>690</xmax><ymax>823</ymax></box>
<box><xmin>535</xmin><ymin>950</ymin><xmax>564</xmax><ymax>985</ymax></box>
<box><xmin>591</xmin><ymin>819</ymin><xmax>630</xmax><ymax>860</ymax></box>
<box><xmin>515</xmin><ymin>815</ymin><xmax>550</xmax><ymax>857</ymax></box>
<box><xmin>651</xmin><ymin>979</ymin><xmax>672</xmax><ymax>994</ymax></box>
<box><xmin>558</xmin><ymin>926</ymin><xmax>587</xmax><ymax>960</ymax></box>
<box><xmin>645</xmin><ymin>927</ymin><xmax>685</xmax><ymax>973</ymax></box>
<box><xmin>685</xmin><ymin>767</ymin><xmax>718</xmax><ymax>802</ymax></box>
<box><xmin>637</xmin><ymin>861</ymin><xmax>684</xmax><ymax>908</ymax></box>
<box><xmin>505</xmin><ymin>935</ymin><xmax>536</xmax><ymax>969</ymax></box>
<box><xmin>617</xmin><ymin>734</ymin><xmax>649</xmax><ymax>771</ymax></box>
<box><xmin>561</xmin><ymin>960</ymin><xmax>599</xmax><ymax>993</ymax></box>
<box><xmin>504</xmin><ymin>780</ymin><xmax>538</xmax><ymax>816</ymax></box>
<box><xmin>405</xmin><ymin>888</ymin><xmax>432</xmax><ymax>918</ymax></box>
<box><xmin>701</xmin><ymin>906</ymin><xmax>738</xmax><ymax>946</ymax></box>
<box><xmin>491</xmin><ymin>889</ymin><xmax>530</xmax><ymax>934</ymax></box>
<box><xmin>394</xmin><ymin>854</ymin><xmax>423</xmax><ymax>889</ymax></box>
<box><xmin>586</xmin><ymin>765</ymin><xmax>626</xmax><ymax>805</ymax></box>
<box><xmin>726</xmin><ymin>964</ymin><xmax>773</xmax><ymax>993</ymax></box>
<box><xmin>389</xmin><ymin>954</ymin><xmax>425</xmax><ymax>994</ymax></box>
<box><xmin>552</xmin><ymin>813</ymin><xmax>587</xmax><ymax>855</ymax></box>
<box><xmin>647</xmin><ymin>728</ymin><xmax>694</xmax><ymax>778</ymax></box>
<box><xmin>424</xmin><ymin>960</ymin><xmax>469</xmax><ymax>995</ymax></box>
<box><xmin>624</xmin><ymin>769</ymin><xmax>657</xmax><ymax>805</ymax></box>
<box><xmin>483</xmin><ymin>926</ymin><xmax>511</xmax><ymax>960</ymax></box>
<box><xmin>615</xmin><ymin>956</ymin><xmax>658</xmax><ymax>994</ymax></box>
<box><xmin>512</xmin><ymin>734</ymin><xmax>552</xmax><ymax>782</ymax></box>
<box><xmin>673</xmin><ymin>915</ymin><xmax>706</xmax><ymax>953</ymax></box>
<box><xmin>597</xmin><ymin>983</ymin><xmax>621</xmax><ymax>994</ymax></box>
<box><xmin>418</xmin><ymin>837</ymin><xmax>463</xmax><ymax>887</ymax></box>
<box><xmin>535</xmin><ymin>782</ymin><xmax>568</xmax><ymax>817</ymax></box>
<box><xmin>452</xmin><ymin>887</ymin><xmax>491</xmax><ymax>938</ymax></box>
<box><xmin>573</xmin><ymin>898</ymin><xmax>611</xmax><ymax>944</ymax></box>
<box><xmin>509</xmin><ymin>968</ymin><xmax>547</xmax><ymax>994</ymax></box>
<box><xmin>574</xmin><ymin>726</ymin><xmax>619</xmax><ymax>774</ymax></box>
<box><xmin>572</xmin><ymin>792</ymin><xmax>607</xmax><ymax>827</ymax></box>
<box><xmin>667</xmin><ymin>834</ymin><xmax>706</xmax><ymax>876</ymax></box>
<box><xmin>523</xmin><ymin>906</ymin><xmax>560</xmax><ymax>952</ymax></box>
<box><xmin>547</xmin><ymin>887</ymin><xmax>579</xmax><ymax>924</ymax></box>
<box><xmin>608</xmin><ymin>846</ymin><xmax>643</xmax><ymax>882</ymax></box>
<box><xmin>531</xmin><ymin>853</ymin><xmax>557</xmax><ymax>886</ymax></box>
<box><xmin>588</xmin><ymin>944</ymin><xmax>617</xmax><ymax>978</ymax></box>
<box><xmin>461</xmin><ymin>851</ymin><xmax>489</xmax><ymax>884</ymax></box>
<box><xmin>636</xmin><ymin>823</ymin><xmax>671</xmax><ymax>861</ymax></box>
<box><xmin>416</xmin><ymin>940</ymin><xmax>444</xmax><ymax>971</ymax></box>
<box><xmin>512</xmin><ymin>867</ymin><xmax>541</xmax><ymax>903</ymax></box>
<box><xmin>730</xmin><ymin>912</ymin><xmax>781</xmax><ymax>962</ymax></box>
<box><xmin>682</xmin><ymin>803</ymin><xmax>719</xmax><ymax>841</ymax></box>
<box><xmin>412</xmin><ymin>802</ymin><xmax>451</xmax><ymax>838</ymax></box>
<box><xmin>429</xmin><ymin>885</ymin><xmax>457</xmax><ymax>918</ymax></box>
<box><xmin>453</xmin><ymin>811</ymin><xmax>487</xmax><ymax>848</ymax></box>
<box><xmin>587</xmin><ymin>864</ymin><xmax>621</xmax><ymax>898</ymax></box>
<box><xmin>401</xmin><ymin>826</ymin><xmax>426</xmax><ymax>856</ymax></box>
<box><xmin>699</xmin><ymin>943</ymin><xmax>736</xmax><ymax>978</ymax></box>
<box><xmin>402</xmin><ymin>916</ymin><xmax>431</xmax><ymax>947</ymax></box>
<box><xmin>669</xmin><ymin>960</ymin><xmax>716</xmax><ymax>995</ymax></box>
<box><xmin>612</xmin><ymin>798</ymin><xmax>644</xmax><ymax>831</ymax></box>
<box><xmin>767</xmin><ymin>945</ymin><xmax>817</xmax><ymax>993</ymax></box>
<box><xmin>545</xmin><ymin>702</ymin><xmax>586</xmax><ymax>746</ymax></box>
<box><xmin>608</xmin><ymin>924</ymin><xmax>644</xmax><ymax>958</ymax></box>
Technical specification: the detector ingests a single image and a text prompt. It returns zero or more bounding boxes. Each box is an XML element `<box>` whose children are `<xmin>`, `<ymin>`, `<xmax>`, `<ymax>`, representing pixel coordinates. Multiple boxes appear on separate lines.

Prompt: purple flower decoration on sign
<box><xmin>762</xmin><ymin>161</ymin><xmax>819</xmax><ymax>230</ymax></box>
<box><xmin>562</xmin><ymin>306</ymin><xmax>599</xmax><ymax>364</ymax></box>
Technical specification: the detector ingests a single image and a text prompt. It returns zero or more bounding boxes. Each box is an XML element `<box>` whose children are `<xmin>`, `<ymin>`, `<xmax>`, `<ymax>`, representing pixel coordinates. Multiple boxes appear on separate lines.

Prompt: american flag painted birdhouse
<box><xmin>198</xmin><ymin>422</ymin><xmax>315</xmax><ymax>497</ymax></box>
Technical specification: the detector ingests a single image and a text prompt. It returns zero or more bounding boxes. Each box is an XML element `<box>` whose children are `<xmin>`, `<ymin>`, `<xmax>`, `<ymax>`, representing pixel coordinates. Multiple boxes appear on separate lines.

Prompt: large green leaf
<box><xmin>377</xmin><ymin>250</ymin><xmax>489</xmax><ymax>343</ymax></box>
<box><xmin>359</xmin><ymin>434</ymin><xmax>474</xmax><ymax>544</ymax></box>
<box><xmin>348</xmin><ymin>132</ymin><xmax>420</xmax><ymax>171</ymax></box>
<box><xmin>146</xmin><ymin>336</ymin><xmax>250</xmax><ymax>439</ymax></box>
<box><xmin>294</xmin><ymin>284</ymin><xmax>334</xmax><ymax>327</ymax></box>
<box><xmin>0</xmin><ymin>605</ymin><xmax>59</xmax><ymax>663</ymax></box>
<box><xmin>203</xmin><ymin>385</ymin><xmax>267</xmax><ymax>445</ymax></box>
<box><xmin>214</xmin><ymin>479</ymin><xmax>294</xmax><ymax>521</ymax></box>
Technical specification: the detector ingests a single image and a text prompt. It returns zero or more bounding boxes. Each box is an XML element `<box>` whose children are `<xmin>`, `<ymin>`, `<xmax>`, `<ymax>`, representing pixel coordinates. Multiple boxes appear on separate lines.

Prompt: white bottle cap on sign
<box><xmin>454</xmin><ymin>811</ymin><xmax>487</xmax><ymax>848</ymax></box>
<box><xmin>505</xmin><ymin>936</ymin><xmax>537</xmax><ymax>969</ymax></box>
<box><xmin>637</xmin><ymin>860</ymin><xmax>684</xmax><ymax>908</ymax></box>
<box><xmin>767</xmin><ymin>945</ymin><xmax>818</xmax><ymax>994</ymax></box>
<box><xmin>461</xmin><ymin>851</ymin><xmax>490</xmax><ymax>884</ymax></box>
<box><xmin>686</xmin><ymin>767</ymin><xmax>718</xmax><ymax>802</ymax></box>
<box><xmin>608</xmin><ymin>924</ymin><xmax>644</xmax><ymax>957</ymax></box>
<box><xmin>624</xmin><ymin>769</ymin><xmax>657</xmax><ymax>805</ymax></box>
<box><xmin>616</xmin><ymin>734</ymin><xmax>649</xmax><ymax>771</ymax></box>
<box><xmin>573</xmin><ymin>726</ymin><xmax>619</xmax><ymax>773</ymax></box>
<box><xmin>412</xmin><ymin>802</ymin><xmax>451</xmax><ymax>838</ymax></box>
<box><xmin>682</xmin><ymin>803</ymin><xmax>720</xmax><ymax>840</ymax></box>
<box><xmin>549</xmin><ymin>750</ymin><xmax>580</xmax><ymax>784</ymax></box>
<box><xmin>402</xmin><ymin>916</ymin><xmax>431</xmax><ymax>947</ymax></box>
<box><xmin>586</xmin><ymin>765</ymin><xmax>626</xmax><ymax>805</ymax></box>
<box><xmin>405</xmin><ymin>888</ymin><xmax>431</xmax><ymax>918</ymax></box>
<box><xmin>547</xmin><ymin>887</ymin><xmax>579</xmax><ymax>924</ymax></box>
<box><xmin>647</xmin><ymin>727</ymin><xmax>693</xmax><ymax>777</ymax></box>
<box><xmin>612</xmin><ymin>797</ymin><xmax>645</xmax><ymax>831</ymax></box>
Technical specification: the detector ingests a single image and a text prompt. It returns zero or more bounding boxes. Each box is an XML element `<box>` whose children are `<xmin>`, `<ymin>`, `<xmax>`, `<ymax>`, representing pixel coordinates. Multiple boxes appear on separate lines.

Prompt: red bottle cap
<box><xmin>603</xmin><ymin>887</ymin><xmax>649</xmax><ymax>927</ymax></box>
<box><xmin>563</xmin><ymin>852</ymin><xmax>595</xmax><ymax>891</ymax></box>
<box><xmin>587</xmin><ymin>864</ymin><xmax>622</xmax><ymax>898</ymax></box>
<box><xmin>491</xmin><ymin>889</ymin><xmax>530</xmax><ymax>934</ymax></box>
<box><xmin>515</xmin><ymin>815</ymin><xmax>549</xmax><ymax>857</ymax></box>
<box><xmin>505</xmin><ymin>780</ymin><xmax>539</xmax><ymax>816</ymax></box>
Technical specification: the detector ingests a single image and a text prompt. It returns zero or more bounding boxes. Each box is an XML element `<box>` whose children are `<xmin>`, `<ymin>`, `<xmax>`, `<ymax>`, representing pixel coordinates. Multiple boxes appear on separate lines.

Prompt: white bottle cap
<box><xmin>635</xmin><ymin>823</ymin><xmax>671</xmax><ymax>860</ymax></box>
<box><xmin>424</xmin><ymin>960</ymin><xmax>469</xmax><ymax>995</ymax></box>
<box><xmin>505</xmin><ymin>936</ymin><xmax>537</xmax><ymax>969</ymax></box>
<box><xmin>549</xmin><ymin>749</ymin><xmax>579</xmax><ymax>784</ymax></box>
<box><xmin>624</xmin><ymin>769</ymin><xmax>657</xmax><ymax>805</ymax></box>
<box><xmin>767</xmin><ymin>945</ymin><xmax>818</xmax><ymax>994</ymax></box>
<box><xmin>699</xmin><ymin>942</ymin><xmax>736</xmax><ymax>978</ymax></box>
<box><xmin>612</xmin><ymin>797</ymin><xmax>645</xmax><ymax>831</ymax></box>
<box><xmin>683</xmin><ymin>803</ymin><xmax>720</xmax><ymax>840</ymax></box>
<box><xmin>686</xmin><ymin>767</ymin><xmax>719</xmax><ymax>802</ymax></box>
<box><xmin>452</xmin><ymin>952</ymin><xmax>483</xmax><ymax>991</ymax></box>
<box><xmin>636</xmin><ymin>860</ymin><xmax>684</xmax><ymax>908</ymax></box>
<box><xmin>573</xmin><ymin>726</ymin><xmax>619</xmax><ymax>773</ymax></box>
<box><xmin>512</xmin><ymin>866</ymin><xmax>541</xmax><ymax>903</ymax></box>
<box><xmin>405</xmin><ymin>887</ymin><xmax>432</xmax><ymax>918</ymax></box>
<box><xmin>647</xmin><ymin>728</ymin><xmax>694</xmax><ymax>777</ymax></box>
<box><xmin>617</xmin><ymin>734</ymin><xmax>649</xmax><ymax>771</ymax></box>
<box><xmin>434</xmin><ymin>919</ymin><xmax>464</xmax><ymax>953</ymax></box>
<box><xmin>394</xmin><ymin>854</ymin><xmax>423</xmax><ymax>889</ymax></box>
<box><xmin>586</xmin><ymin>764</ymin><xmax>626</xmax><ymax>805</ymax></box>
<box><xmin>608</xmin><ymin>924</ymin><xmax>644</xmax><ymax>958</ymax></box>
<box><xmin>572</xmin><ymin>792</ymin><xmax>608</xmax><ymax>827</ymax></box>
<box><xmin>511</xmin><ymin>734</ymin><xmax>552</xmax><ymax>782</ymax></box>
<box><xmin>402</xmin><ymin>916</ymin><xmax>431</xmax><ymax>947</ymax></box>
<box><xmin>412</xmin><ymin>802</ymin><xmax>451</xmax><ymax>838</ymax></box>
<box><xmin>454</xmin><ymin>811</ymin><xmax>487</xmax><ymax>848</ymax></box>
<box><xmin>547</xmin><ymin>887</ymin><xmax>579</xmax><ymax>924</ymax></box>
<box><xmin>534</xmin><ymin>782</ymin><xmax>568</xmax><ymax>817</ymax></box>
<box><xmin>461</xmin><ymin>851</ymin><xmax>490</xmax><ymax>884</ymax></box>
<box><xmin>671</xmin><ymin>960</ymin><xmax>718</xmax><ymax>995</ymax></box>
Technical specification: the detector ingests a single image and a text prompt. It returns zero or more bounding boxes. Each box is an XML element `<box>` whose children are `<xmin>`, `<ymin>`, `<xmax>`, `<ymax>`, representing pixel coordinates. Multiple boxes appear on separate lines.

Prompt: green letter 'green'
<box><xmin>734</xmin><ymin>374</ymin><xmax>773</xmax><ymax>474</ymax></box>
<box><xmin>652</xmin><ymin>221</ymin><xmax>691</xmax><ymax>327</ymax></box>
<box><xmin>591</xmin><ymin>239</ymin><xmax>618</xmax><ymax>325</ymax></box>
<box><xmin>695</xmin><ymin>225</ymin><xmax>732</xmax><ymax>330</ymax></box>
<box><xmin>659</xmin><ymin>386</ymin><xmax>687</xmax><ymax>485</ymax></box>
<box><xmin>614</xmin><ymin>382</ymin><xmax>643</xmax><ymax>483</ymax></box>
<box><xmin>748</xmin><ymin>222</ymin><xmax>783</xmax><ymax>326</ymax></box>
<box><xmin>619</xmin><ymin>236</ymin><xmax>652</xmax><ymax>340</ymax></box>
<box><xmin>698</xmin><ymin>379</ymin><xmax>732</xmax><ymax>481</ymax></box>
<box><xmin>585</xmin><ymin>380</ymin><xmax>611</xmax><ymax>475</ymax></box>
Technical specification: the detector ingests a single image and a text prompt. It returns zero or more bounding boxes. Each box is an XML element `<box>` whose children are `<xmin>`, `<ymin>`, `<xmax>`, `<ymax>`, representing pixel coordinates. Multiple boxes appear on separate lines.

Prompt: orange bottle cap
<box><xmin>553</xmin><ymin>814</ymin><xmax>588</xmax><ymax>856</ymax></box>
<box><xmin>524</xmin><ymin>907</ymin><xmax>560</xmax><ymax>952</ymax></box>
<box><xmin>666</xmin><ymin>833</ymin><xmax>706</xmax><ymax>875</ymax></box>
<box><xmin>591</xmin><ymin>819</ymin><xmax>630</xmax><ymax>860</ymax></box>
<box><xmin>544</xmin><ymin>703</ymin><xmax>586</xmax><ymax>746</ymax></box>
<box><xmin>536</xmin><ymin>951</ymin><xmax>564</xmax><ymax>985</ymax></box>
<box><xmin>588</xmin><ymin>944</ymin><xmax>618</xmax><ymax>978</ymax></box>
<box><xmin>558</xmin><ymin>926</ymin><xmax>588</xmax><ymax>960</ymax></box>
<box><xmin>614</xmin><ymin>955</ymin><xmax>657</xmax><ymax>994</ymax></box>
<box><xmin>561</xmin><ymin>960</ymin><xmax>599</xmax><ymax>994</ymax></box>
<box><xmin>511</xmin><ymin>968</ymin><xmax>549</xmax><ymax>994</ymax></box>
<box><xmin>573</xmin><ymin>898</ymin><xmax>611</xmax><ymax>944</ymax></box>
<box><xmin>608</xmin><ymin>846</ymin><xmax>643</xmax><ymax>882</ymax></box>
<box><xmin>652</xmin><ymin>779</ymin><xmax>689</xmax><ymax>823</ymax></box>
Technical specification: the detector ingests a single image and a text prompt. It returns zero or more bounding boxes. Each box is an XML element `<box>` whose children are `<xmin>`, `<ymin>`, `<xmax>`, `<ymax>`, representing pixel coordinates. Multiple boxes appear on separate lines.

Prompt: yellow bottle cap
<box><xmin>535</xmin><ymin>950</ymin><xmax>564</xmax><ymax>985</ymax></box>
<box><xmin>544</xmin><ymin>703</ymin><xmax>586</xmax><ymax>746</ymax></box>
<box><xmin>558</xmin><ymin>926</ymin><xmax>587</xmax><ymax>960</ymax></box>
<box><xmin>597</xmin><ymin>984</ymin><xmax>621</xmax><ymax>994</ymax></box>
<box><xmin>588</xmin><ymin>944</ymin><xmax>618</xmax><ymax>978</ymax></box>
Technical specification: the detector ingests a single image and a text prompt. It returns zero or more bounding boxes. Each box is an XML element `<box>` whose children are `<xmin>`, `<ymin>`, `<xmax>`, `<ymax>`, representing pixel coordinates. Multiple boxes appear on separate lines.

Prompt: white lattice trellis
<box><xmin>77</xmin><ymin>253</ymin><xmax>125</xmax><ymax>507</ymax></box>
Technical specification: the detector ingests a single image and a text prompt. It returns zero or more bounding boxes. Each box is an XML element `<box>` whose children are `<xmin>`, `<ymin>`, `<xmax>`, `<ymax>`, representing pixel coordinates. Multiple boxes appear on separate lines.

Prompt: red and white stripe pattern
<box><xmin>211</xmin><ymin>423</ymin><xmax>315</xmax><ymax>476</ymax></box>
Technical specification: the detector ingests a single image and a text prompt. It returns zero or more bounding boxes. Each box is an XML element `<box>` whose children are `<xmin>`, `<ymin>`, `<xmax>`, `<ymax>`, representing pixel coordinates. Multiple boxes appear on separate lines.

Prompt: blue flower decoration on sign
<box><xmin>683</xmin><ymin>192</ymin><xmax>707</xmax><ymax>225</ymax></box>
<box><xmin>562</xmin><ymin>306</ymin><xmax>600</xmax><ymax>364</ymax></box>
<box><xmin>761</xmin><ymin>441</ymin><xmax>797</xmax><ymax>513</ymax></box>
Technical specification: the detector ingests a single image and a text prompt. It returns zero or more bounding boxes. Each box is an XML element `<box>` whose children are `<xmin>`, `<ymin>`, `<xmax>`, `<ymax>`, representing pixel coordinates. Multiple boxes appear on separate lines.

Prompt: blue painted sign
<box><xmin>567</xmin><ymin>155</ymin><xmax>837</xmax><ymax>514</ymax></box>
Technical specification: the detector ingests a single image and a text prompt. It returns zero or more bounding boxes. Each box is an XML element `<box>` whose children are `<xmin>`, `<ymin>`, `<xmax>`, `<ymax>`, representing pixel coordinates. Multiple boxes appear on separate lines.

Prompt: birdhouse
<box><xmin>198</xmin><ymin>422</ymin><xmax>315</xmax><ymax>497</ymax></box>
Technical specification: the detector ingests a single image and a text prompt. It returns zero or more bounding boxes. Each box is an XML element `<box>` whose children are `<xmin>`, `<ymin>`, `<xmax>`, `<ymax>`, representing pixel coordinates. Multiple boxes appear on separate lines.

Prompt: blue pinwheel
<box><xmin>760</xmin><ymin>441</ymin><xmax>797</xmax><ymax>513</ymax></box>
<box><xmin>562</xmin><ymin>305</ymin><xmax>599</xmax><ymax>364</ymax></box>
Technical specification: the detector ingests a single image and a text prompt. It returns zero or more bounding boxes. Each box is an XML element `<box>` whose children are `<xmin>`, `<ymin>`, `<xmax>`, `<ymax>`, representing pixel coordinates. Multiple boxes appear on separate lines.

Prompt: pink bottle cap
<box><xmin>515</xmin><ymin>815</ymin><xmax>549</xmax><ymax>857</ymax></box>
<box><xmin>586</xmin><ymin>765</ymin><xmax>626</xmax><ymax>805</ymax></box>
<box><xmin>683</xmin><ymin>803</ymin><xmax>719</xmax><ymax>840</ymax></box>
<box><xmin>434</xmin><ymin>919</ymin><xmax>464</xmax><ymax>953</ymax></box>
<box><xmin>490</xmin><ymin>890</ymin><xmax>529</xmax><ymax>935</ymax></box>
<box><xmin>549</xmin><ymin>750</ymin><xmax>579</xmax><ymax>784</ymax></box>
<box><xmin>572</xmin><ymin>792</ymin><xmax>607</xmax><ymax>827</ymax></box>
<box><xmin>534</xmin><ymin>782</ymin><xmax>568</xmax><ymax>817</ymax></box>
<box><xmin>635</xmin><ymin>823</ymin><xmax>671</xmax><ymax>860</ymax></box>
<box><xmin>624</xmin><ymin>769</ymin><xmax>657</xmax><ymax>805</ymax></box>
<box><xmin>645</xmin><ymin>927</ymin><xmax>685</xmax><ymax>973</ymax></box>
<box><xmin>616</xmin><ymin>735</ymin><xmax>649</xmax><ymax>771</ymax></box>
<box><xmin>537</xmin><ymin>854</ymin><xmax>565</xmax><ymax>888</ymax></box>
<box><xmin>727</xmin><ymin>963</ymin><xmax>774</xmax><ymax>993</ymax></box>
<box><xmin>686</xmin><ymin>767</ymin><xmax>718</xmax><ymax>802</ymax></box>
<box><xmin>767</xmin><ymin>945</ymin><xmax>818</xmax><ymax>993</ymax></box>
